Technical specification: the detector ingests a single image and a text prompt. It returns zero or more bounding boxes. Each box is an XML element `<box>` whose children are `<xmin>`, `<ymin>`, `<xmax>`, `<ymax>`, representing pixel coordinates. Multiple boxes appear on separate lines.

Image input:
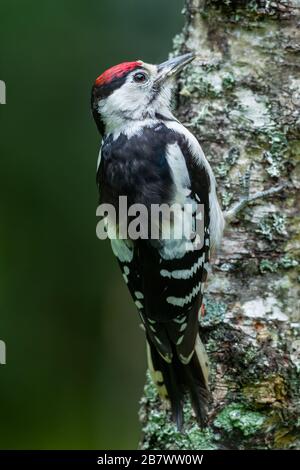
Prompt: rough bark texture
<box><xmin>139</xmin><ymin>0</ymin><xmax>300</xmax><ymax>450</ymax></box>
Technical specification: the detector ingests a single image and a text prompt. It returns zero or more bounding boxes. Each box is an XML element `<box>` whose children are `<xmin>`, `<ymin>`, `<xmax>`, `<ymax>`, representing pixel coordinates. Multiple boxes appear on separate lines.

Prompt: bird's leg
<box><xmin>224</xmin><ymin>165</ymin><xmax>286</xmax><ymax>224</ymax></box>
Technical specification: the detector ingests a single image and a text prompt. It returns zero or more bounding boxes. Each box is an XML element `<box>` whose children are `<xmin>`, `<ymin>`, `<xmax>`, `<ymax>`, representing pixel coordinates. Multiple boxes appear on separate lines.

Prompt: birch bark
<box><xmin>139</xmin><ymin>0</ymin><xmax>300</xmax><ymax>450</ymax></box>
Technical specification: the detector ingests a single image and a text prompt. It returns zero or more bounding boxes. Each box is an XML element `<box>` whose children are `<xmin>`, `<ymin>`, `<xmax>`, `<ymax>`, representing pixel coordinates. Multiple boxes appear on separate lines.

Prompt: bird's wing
<box><xmin>136</xmin><ymin>132</ymin><xmax>211</xmax><ymax>364</ymax></box>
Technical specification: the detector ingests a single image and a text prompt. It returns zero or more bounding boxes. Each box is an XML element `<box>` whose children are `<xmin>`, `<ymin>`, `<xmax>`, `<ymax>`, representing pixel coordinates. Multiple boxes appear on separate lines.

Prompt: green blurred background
<box><xmin>0</xmin><ymin>0</ymin><xmax>183</xmax><ymax>449</ymax></box>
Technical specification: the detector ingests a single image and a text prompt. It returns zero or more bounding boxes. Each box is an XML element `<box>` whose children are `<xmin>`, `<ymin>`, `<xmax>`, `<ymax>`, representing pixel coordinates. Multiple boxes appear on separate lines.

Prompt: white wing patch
<box><xmin>165</xmin><ymin>142</ymin><xmax>190</xmax><ymax>205</ymax></box>
<box><xmin>158</xmin><ymin>142</ymin><xmax>203</xmax><ymax>261</ymax></box>
<box><xmin>166</xmin><ymin>121</ymin><xmax>225</xmax><ymax>249</ymax></box>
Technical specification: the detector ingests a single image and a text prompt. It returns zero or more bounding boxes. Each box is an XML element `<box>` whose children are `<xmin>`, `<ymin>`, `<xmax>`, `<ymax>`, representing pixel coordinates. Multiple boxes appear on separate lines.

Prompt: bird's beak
<box><xmin>155</xmin><ymin>53</ymin><xmax>195</xmax><ymax>85</ymax></box>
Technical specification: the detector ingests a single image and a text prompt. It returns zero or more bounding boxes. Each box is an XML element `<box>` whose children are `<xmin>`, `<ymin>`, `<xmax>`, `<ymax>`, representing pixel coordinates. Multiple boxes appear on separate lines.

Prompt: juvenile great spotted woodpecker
<box><xmin>91</xmin><ymin>54</ymin><xmax>224</xmax><ymax>429</ymax></box>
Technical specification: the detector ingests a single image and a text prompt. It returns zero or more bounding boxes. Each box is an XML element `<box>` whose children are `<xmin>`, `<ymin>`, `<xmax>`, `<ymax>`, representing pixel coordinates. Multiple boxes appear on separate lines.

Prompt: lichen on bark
<box><xmin>139</xmin><ymin>0</ymin><xmax>300</xmax><ymax>450</ymax></box>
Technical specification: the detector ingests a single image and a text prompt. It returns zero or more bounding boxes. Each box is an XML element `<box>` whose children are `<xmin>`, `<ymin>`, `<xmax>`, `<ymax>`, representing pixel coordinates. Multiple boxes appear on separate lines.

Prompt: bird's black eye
<box><xmin>133</xmin><ymin>72</ymin><xmax>147</xmax><ymax>83</ymax></box>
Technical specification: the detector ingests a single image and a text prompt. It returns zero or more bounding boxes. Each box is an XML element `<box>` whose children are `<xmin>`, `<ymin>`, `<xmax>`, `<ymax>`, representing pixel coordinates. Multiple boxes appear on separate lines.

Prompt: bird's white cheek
<box><xmin>107</xmin><ymin>85</ymin><xmax>148</xmax><ymax>115</ymax></box>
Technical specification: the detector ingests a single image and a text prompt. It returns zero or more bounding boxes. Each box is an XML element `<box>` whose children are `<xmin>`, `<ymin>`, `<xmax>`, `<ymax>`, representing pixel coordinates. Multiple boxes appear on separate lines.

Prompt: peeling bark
<box><xmin>139</xmin><ymin>0</ymin><xmax>300</xmax><ymax>450</ymax></box>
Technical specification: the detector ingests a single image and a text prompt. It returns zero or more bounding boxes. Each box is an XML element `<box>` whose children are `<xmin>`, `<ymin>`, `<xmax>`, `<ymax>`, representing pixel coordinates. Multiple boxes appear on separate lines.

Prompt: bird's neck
<box><xmin>103</xmin><ymin>107</ymin><xmax>177</xmax><ymax>139</ymax></box>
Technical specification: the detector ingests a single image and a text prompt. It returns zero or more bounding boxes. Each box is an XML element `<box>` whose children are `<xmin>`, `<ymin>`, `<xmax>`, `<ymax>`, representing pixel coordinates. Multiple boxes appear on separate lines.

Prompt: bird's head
<box><xmin>91</xmin><ymin>53</ymin><xmax>195</xmax><ymax>135</ymax></box>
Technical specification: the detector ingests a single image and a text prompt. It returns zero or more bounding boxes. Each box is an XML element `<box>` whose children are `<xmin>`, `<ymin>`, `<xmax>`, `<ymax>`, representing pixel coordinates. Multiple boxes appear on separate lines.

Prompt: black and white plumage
<box><xmin>91</xmin><ymin>54</ymin><xmax>224</xmax><ymax>429</ymax></box>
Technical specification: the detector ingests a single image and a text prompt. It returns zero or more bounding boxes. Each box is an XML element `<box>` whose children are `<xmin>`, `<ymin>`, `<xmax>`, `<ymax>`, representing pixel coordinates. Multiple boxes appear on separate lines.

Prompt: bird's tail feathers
<box><xmin>146</xmin><ymin>333</ymin><xmax>209</xmax><ymax>430</ymax></box>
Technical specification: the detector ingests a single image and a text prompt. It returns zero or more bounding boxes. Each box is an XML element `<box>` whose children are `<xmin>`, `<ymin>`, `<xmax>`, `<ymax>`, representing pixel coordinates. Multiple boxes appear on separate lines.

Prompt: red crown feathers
<box><xmin>95</xmin><ymin>61</ymin><xmax>142</xmax><ymax>86</ymax></box>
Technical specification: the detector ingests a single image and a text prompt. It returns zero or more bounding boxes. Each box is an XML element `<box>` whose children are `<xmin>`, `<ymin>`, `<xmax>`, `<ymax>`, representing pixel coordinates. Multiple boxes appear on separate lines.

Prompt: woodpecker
<box><xmin>91</xmin><ymin>53</ymin><xmax>224</xmax><ymax>429</ymax></box>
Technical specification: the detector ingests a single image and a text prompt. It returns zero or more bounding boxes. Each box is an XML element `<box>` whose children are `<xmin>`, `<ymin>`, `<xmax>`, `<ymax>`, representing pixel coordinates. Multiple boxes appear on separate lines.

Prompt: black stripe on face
<box><xmin>91</xmin><ymin>77</ymin><xmax>126</xmax><ymax>136</ymax></box>
<box><xmin>92</xmin><ymin>74</ymin><xmax>128</xmax><ymax>101</ymax></box>
<box><xmin>91</xmin><ymin>75</ymin><xmax>129</xmax><ymax>136</ymax></box>
<box><xmin>92</xmin><ymin>108</ymin><xmax>105</xmax><ymax>136</ymax></box>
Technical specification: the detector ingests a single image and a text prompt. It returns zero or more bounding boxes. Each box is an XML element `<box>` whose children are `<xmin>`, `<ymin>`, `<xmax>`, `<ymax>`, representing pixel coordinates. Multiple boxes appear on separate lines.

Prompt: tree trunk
<box><xmin>139</xmin><ymin>0</ymin><xmax>300</xmax><ymax>450</ymax></box>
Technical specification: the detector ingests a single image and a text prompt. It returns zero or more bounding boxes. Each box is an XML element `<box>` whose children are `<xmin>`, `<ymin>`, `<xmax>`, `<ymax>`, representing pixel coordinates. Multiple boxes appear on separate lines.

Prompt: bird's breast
<box><xmin>99</xmin><ymin>127</ymin><xmax>175</xmax><ymax>209</ymax></box>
